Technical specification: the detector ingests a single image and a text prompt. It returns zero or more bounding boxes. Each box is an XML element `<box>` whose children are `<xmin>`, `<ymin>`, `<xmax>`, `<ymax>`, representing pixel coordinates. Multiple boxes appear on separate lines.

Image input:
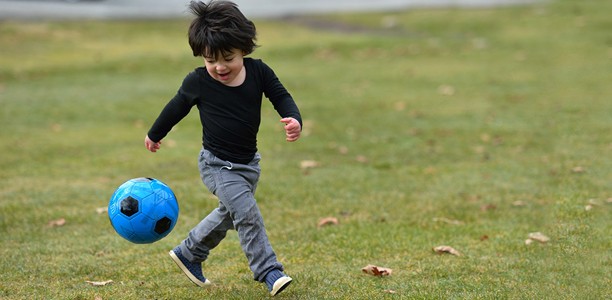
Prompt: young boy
<box><xmin>144</xmin><ymin>0</ymin><xmax>302</xmax><ymax>296</ymax></box>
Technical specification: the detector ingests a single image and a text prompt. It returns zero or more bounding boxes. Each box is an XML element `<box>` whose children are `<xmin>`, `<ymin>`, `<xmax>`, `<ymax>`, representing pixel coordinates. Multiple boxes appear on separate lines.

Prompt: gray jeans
<box><xmin>178</xmin><ymin>149</ymin><xmax>283</xmax><ymax>282</ymax></box>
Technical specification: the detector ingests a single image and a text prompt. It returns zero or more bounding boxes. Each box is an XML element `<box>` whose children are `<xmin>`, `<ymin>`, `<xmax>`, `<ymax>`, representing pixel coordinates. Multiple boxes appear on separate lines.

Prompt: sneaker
<box><xmin>265</xmin><ymin>269</ymin><xmax>292</xmax><ymax>296</ymax></box>
<box><xmin>168</xmin><ymin>246</ymin><xmax>211</xmax><ymax>287</ymax></box>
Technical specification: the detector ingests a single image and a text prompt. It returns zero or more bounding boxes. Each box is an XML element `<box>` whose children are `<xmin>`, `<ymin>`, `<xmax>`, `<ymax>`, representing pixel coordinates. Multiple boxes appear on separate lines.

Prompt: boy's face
<box><xmin>203</xmin><ymin>48</ymin><xmax>245</xmax><ymax>87</ymax></box>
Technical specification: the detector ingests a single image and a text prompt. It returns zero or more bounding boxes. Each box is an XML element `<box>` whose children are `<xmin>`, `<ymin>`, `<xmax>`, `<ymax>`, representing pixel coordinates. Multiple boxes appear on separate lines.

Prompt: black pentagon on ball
<box><xmin>154</xmin><ymin>217</ymin><xmax>172</xmax><ymax>234</ymax></box>
<box><xmin>120</xmin><ymin>196</ymin><xmax>139</xmax><ymax>217</ymax></box>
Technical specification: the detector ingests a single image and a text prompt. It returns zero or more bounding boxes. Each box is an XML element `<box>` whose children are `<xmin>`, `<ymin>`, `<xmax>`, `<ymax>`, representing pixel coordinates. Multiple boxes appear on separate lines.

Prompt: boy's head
<box><xmin>188</xmin><ymin>0</ymin><xmax>258</xmax><ymax>59</ymax></box>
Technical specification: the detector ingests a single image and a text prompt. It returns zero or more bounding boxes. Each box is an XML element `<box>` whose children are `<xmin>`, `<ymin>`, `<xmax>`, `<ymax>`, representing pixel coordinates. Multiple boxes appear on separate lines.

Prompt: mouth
<box><xmin>217</xmin><ymin>72</ymin><xmax>230</xmax><ymax>80</ymax></box>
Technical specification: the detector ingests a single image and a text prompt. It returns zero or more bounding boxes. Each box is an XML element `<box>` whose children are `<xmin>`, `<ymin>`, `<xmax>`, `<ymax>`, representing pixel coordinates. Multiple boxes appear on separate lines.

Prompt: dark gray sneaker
<box><xmin>169</xmin><ymin>246</ymin><xmax>211</xmax><ymax>287</ymax></box>
<box><xmin>265</xmin><ymin>269</ymin><xmax>292</xmax><ymax>296</ymax></box>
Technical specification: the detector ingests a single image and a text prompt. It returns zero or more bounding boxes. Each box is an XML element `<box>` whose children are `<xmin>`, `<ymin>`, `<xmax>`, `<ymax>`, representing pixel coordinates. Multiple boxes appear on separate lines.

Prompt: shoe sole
<box><xmin>169</xmin><ymin>250</ymin><xmax>211</xmax><ymax>287</ymax></box>
<box><xmin>270</xmin><ymin>276</ymin><xmax>292</xmax><ymax>296</ymax></box>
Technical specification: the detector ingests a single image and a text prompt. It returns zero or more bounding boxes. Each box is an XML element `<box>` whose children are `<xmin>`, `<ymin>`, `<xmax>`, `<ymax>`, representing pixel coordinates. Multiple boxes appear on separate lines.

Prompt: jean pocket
<box><xmin>201</xmin><ymin>165</ymin><xmax>218</xmax><ymax>195</ymax></box>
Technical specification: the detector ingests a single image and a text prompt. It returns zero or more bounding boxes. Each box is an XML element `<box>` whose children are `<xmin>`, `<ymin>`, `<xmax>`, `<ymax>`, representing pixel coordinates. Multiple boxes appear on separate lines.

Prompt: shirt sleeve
<box><xmin>260</xmin><ymin>61</ymin><xmax>303</xmax><ymax>129</ymax></box>
<box><xmin>147</xmin><ymin>73</ymin><xmax>199</xmax><ymax>142</ymax></box>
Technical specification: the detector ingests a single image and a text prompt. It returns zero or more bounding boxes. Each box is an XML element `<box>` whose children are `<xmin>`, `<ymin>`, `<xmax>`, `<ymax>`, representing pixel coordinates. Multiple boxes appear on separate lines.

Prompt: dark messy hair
<box><xmin>188</xmin><ymin>0</ymin><xmax>258</xmax><ymax>58</ymax></box>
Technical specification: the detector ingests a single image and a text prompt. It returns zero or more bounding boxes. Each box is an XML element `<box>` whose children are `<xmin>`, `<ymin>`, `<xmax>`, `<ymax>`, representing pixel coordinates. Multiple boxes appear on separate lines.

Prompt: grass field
<box><xmin>0</xmin><ymin>0</ymin><xmax>610</xmax><ymax>298</ymax></box>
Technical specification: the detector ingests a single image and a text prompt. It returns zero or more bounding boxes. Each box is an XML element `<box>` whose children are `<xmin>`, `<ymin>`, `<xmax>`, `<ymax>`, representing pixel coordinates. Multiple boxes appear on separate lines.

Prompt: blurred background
<box><xmin>1</xmin><ymin>0</ymin><xmax>541</xmax><ymax>20</ymax></box>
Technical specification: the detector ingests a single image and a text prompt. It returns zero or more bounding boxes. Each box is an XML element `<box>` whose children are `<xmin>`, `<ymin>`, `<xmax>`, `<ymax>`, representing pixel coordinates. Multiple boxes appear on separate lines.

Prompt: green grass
<box><xmin>1</xmin><ymin>0</ymin><xmax>611</xmax><ymax>298</ymax></box>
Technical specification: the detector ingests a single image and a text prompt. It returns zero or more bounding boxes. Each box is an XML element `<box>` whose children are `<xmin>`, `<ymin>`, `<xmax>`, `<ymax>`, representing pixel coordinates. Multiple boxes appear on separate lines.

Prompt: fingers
<box><xmin>280</xmin><ymin>118</ymin><xmax>301</xmax><ymax>142</ymax></box>
<box><xmin>286</xmin><ymin>133</ymin><xmax>300</xmax><ymax>142</ymax></box>
<box><xmin>280</xmin><ymin>118</ymin><xmax>300</xmax><ymax>130</ymax></box>
<box><xmin>148</xmin><ymin>143</ymin><xmax>161</xmax><ymax>152</ymax></box>
<box><xmin>144</xmin><ymin>135</ymin><xmax>162</xmax><ymax>152</ymax></box>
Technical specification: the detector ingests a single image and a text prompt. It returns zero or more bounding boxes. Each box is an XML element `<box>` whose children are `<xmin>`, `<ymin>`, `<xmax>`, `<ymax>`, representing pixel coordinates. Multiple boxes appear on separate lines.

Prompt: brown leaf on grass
<box><xmin>384</xmin><ymin>289</ymin><xmax>397</xmax><ymax>294</ymax></box>
<box><xmin>512</xmin><ymin>200</ymin><xmax>527</xmax><ymax>207</ymax></box>
<box><xmin>300</xmin><ymin>160</ymin><xmax>319</xmax><ymax>169</ymax></box>
<box><xmin>480</xmin><ymin>204</ymin><xmax>497</xmax><ymax>212</ymax></box>
<box><xmin>47</xmin><ymin>218</ymin><xmax>66</xmax><ymax>227</ymax></box>
<box><xmin>480</xmin><ymin>235</ymin><xmax>489</xmax><ymax>241</ymax></box>
<box><xmin>433</xmin><ymin>245</ymin><xmax>462</xmax><ymax>256</ymax></box>
<box><xmin>355</xmin><ymin>155</ymin><xmax>368</xmax><ymax>163</ymax></box>
<box><xmin>361</xmin><ymin>264</ymin><xmax>392</xmax><ymax>276</ymax></box>
<box><xmin>96</xmin><ymin>207</ymin><xmax>108</xmax><ymax>214</ymax></box>
<box><xmin>438</xmin><ymin>85</ymin><xmax>455</xmax><ymax>96</ymax></box>
<box><xmin>317</xmin><ymin>217</ymin><xmax>339</xmax><ymax>228</ymax></box>
<box><xmin>571</xmin><ymin>166</ymin><xmax>585</xmax><ymax>173</ymax></box>
<box><xmin>585</xmin><ymin>199</ymin><xmax>601</xmax><ymax>211</ymax></box>
<box><xmin>85</xmin><ymin>280</ymin><xmax>113</xmax><ymax>286</ymax></box>
<box><xmin>526</xmin><ymin>232</ymin><xmax>550</xmax><ymax>244</ymax></box>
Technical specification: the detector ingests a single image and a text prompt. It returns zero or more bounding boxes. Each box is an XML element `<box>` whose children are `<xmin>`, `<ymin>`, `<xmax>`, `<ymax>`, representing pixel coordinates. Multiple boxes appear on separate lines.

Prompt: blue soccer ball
<box><xmin>108</xmin><ymin>177</ymin><xmax>179</xmax><ymax>244</ymax></box>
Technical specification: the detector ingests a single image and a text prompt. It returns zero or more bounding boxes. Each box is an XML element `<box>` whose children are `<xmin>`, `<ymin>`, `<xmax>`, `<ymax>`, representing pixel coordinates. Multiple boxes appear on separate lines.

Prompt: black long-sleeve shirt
<box><xmin>147</xmin><ymin>58</ymin><xmax>302</xmax><ymax>164</ymax></box>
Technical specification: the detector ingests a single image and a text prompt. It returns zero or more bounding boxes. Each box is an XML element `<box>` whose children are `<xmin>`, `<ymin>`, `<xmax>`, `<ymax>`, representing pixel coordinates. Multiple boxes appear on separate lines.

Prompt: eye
<box><xmin>224</xmin><ymin>57</ymin><xmax>234</xmax><ymax>62</ymax></box>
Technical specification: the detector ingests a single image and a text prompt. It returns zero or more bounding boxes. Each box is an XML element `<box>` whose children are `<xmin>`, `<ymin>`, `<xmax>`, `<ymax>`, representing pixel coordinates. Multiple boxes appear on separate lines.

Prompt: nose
<box><xmin>215</xmin><ymin>64</ymin><xmax>227</xmax><ymax>73</ymax></box>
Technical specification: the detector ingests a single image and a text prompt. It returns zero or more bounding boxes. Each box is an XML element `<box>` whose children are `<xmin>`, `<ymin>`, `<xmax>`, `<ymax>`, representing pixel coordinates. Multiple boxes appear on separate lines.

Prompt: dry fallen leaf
<box><xmin>571</xmin><ymin>166</ymin><xmax>585</xmax><ymax>173</ymax></box>
<box><xmin>527</xmin><ymin>232</ymin><xmax>550</xmax><ymax>244</ymax></box>
<box><xmin>361</xmin><ymin>264</ymin><xmax>392</xmax><ymax>276</ymax></box>
<box><xmin>480</xmin><ymin>204</ymin><xmax>497</xmax><ymax>212</ymax></box>
<box><xmin>300</xmin><ymin>160</ymin><xmax>319</xmax><ymax>169</ymax></box>
<box><xmin>384</xmin><ymin>289</ymin><xmax>397</xmax><ymax>294</ymax></box>
<box><xmin>85</xmin><ymin>280</ymin><xmax>114</xmax><ymax>286</ymax></box>
<box><xmin>433</xmin><ymin>245</ymin><xmax>462</xmax><ymax>256</ymax></box>
<box><xmin>47</xmin><ymin>218</ymin><xmax>66</xmax><ymax>227</ymax></box>
<box><xmin>355</xmin><ymin>155</ymin><xmax>368</xmax><ymax>163</ymax></box>
<box><xmin>586</xmin><ymin>199</ymin><xmax>601</xmax><ymax>210</ymax></box>
<box><xmin>317</xmin><ymin>217</ymin><xmax>339</xmax><ymax>228</ymax></box>
<box><xmin>96</xmin><ymin>207</ymin><xmax>108</xmax><ymax>214</ymax></box>
<box><xmin>438</xmin><ymin>85</ymin><xmax>455</xmax><ymax>96</ymax></box>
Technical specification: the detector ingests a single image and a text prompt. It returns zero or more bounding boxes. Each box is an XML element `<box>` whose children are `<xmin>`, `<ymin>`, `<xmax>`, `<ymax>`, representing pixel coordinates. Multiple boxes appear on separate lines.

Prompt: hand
<box><xmin>144</xmin><ymin>135</ymin><xmax>162</xmax><ymax>152</ymax></box>
<box><xmin>280</xmin><ymin>117</ymin><xmax>301</xmax><ymax>142</ymax></box>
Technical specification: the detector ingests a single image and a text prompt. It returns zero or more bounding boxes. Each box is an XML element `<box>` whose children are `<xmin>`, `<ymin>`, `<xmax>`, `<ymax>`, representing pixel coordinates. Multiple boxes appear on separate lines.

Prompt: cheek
<box><xmin>206</xmin><ymin>67</ymin><xmax>217</xmax><ymax>78</ymax></box>
<box><xmin>231</xmin><ymin>62</ymin><xmax>244</xmax><ymax>71</ymax></box>
<box><xmin>204</xmin><ymin>61</ymin><xmax>217</xmax><ymax>70</ymax></box>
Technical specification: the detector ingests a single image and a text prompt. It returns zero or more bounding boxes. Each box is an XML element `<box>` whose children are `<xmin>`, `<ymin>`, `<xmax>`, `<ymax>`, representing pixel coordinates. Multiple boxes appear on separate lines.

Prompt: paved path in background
<box><xmin>0</xmin><ymin>0</ymin><xmax>539</xmax><ymax>20</ymax></box>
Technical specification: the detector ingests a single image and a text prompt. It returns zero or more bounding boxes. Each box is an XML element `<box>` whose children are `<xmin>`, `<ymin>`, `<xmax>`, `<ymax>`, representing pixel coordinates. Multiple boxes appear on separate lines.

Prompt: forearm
<box><xmin>147</xmin><ymin>96</ymin><xmax>192</xmax><ymax>142</ymax></box>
